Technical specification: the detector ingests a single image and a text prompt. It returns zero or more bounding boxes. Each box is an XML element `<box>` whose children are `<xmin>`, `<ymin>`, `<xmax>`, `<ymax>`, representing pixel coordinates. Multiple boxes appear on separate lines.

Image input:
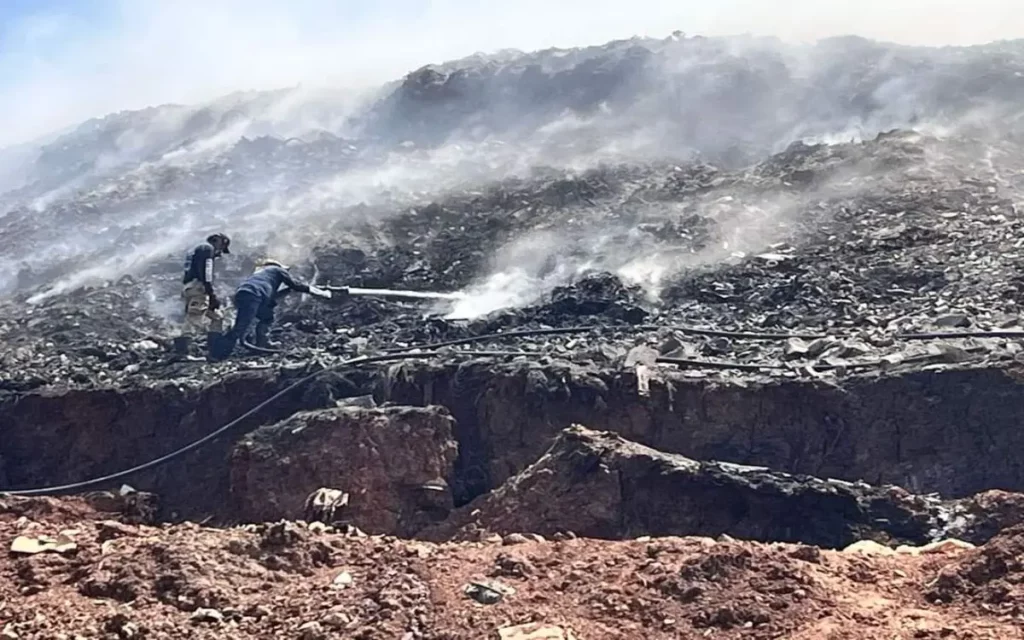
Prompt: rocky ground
<box><xmin>5</xmin><ymin>34</ymin><xmax>1024</xmax><ymax>640</ymax></box>
<box><xmin>3</xmin><ymin>494</ymin><xmax>1024</xmax><ymax>640</ymax></box>
<box><xmin>4</xmin><ymin>128</ymin><xmax>1024</xmax><ymax>636</ymax></box>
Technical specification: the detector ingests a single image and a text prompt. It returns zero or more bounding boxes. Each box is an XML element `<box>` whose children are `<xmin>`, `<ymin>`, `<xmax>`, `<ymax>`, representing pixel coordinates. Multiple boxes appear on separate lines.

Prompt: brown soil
<box><xmin>2</xmin><ymin>496</ymin><xmax>1023</xmax><ymax>640</ymax></box>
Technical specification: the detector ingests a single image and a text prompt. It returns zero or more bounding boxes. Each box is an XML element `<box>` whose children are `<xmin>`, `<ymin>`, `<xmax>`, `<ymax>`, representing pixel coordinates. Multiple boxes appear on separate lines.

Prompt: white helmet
<box><xmin>255</xmin><ymin>258</ymin><xmax>287</xmax><ymax>271</ymax></box>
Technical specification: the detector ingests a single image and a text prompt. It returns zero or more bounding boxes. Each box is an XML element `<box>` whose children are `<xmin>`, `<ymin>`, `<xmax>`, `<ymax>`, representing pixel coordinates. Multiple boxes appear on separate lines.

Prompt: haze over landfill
<box><xmin>2</xmin><ymin>1</ymin><xmax>1024</xmax><ymax>314</ymax></box>
<box><xmin>4</xmin><ymin>2</ymin><xmax>1024</xmax><ymax>638</ymax></box>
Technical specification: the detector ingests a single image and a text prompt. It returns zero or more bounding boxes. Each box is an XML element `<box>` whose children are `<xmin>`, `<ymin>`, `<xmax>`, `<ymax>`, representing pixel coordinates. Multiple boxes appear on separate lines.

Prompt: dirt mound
<box><xmin>925</xmin><ymin>524</ymin><xmax>1024</xmax><ymax>616</ymax></box>
<box><xmin>3</xmin><ymin>498</ymin><xmax>1022</xmax><ymax>639</ymax></box>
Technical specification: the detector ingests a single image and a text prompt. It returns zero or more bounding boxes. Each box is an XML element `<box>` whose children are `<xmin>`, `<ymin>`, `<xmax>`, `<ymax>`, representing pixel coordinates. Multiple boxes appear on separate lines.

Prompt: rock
<box><xmin>492</xmin><ymin>552</ymin><xmax>535</xmax><ymax>578</ymax></box>
<box><xmin>835</xmin><ymin>340</ymin><xmax>873</xmax><ymax>358</ymax></box>
<box><xmin>657</xmin><ymin>335</ymin><xmax>682</xmax><ymax>355</ymax></box>
<box><xmin>102</xmin><ymin>613</ymin><xmax>140</xmax><ymax>639</ymax></box>
<box><xmin>806</xmin><ymin>337</ymin><xmax>840</xmax><ymax>357</ymax></box>
<box><xmin>843</xmin><ymin>540</ymin><xmax>895</xmax><ymax>556</ymax></box>
<box><xmin>321</xmin><ymin>611</ymin><xmax>351</xmax><ymax>629</ymax></box>
<box><xmin>230</xmin><ymin>406</ymin><xmax>458</xmax><ymax>535</ymax></box>
<box><xmin>934</xmin><ymin>313</ymin><xmax>971</xmax><ymax>328</ymax></box>
<box><xmin>497</xmin><ymin>623</ymin><xmax>576</xmax><ymax>640</ymax></box>
<box><xmin>945</xmin><ymin>490</ymin><xmax>1024</xmax><ymax>544</ymax></box>
<box><xmin>925</xmin><ymin>342</ymin><xmax>973</xmax><ymax>363</ymax></box>
<box><xmin>96</xmin><ymin>520</ymin><xmax>138</xmax><ymax>542</ymax></box>
<box><xmin>502</xmin><ymin>533</ymin><xmax>530</xmax><ymax>546</ymax></box>
<box><xmin>190</xmin><ymin>609</ymin><xmax>224</xmax><ymax>624</ymax></box>
<box><xmin>426</xmin><ymin>425</ymin><xmax>946</xmax><ymax>549</ymax></box>
<box><xmin>1</xmin><ymin>625</ymin><xmax>18</xmax><ymax>640</ymax></box>
<box><xmin>789</xmin><ymin>545</ymin><xmax>822</xmax><ymax>563</ymax></box>
<box><xmin>298</xmin><ymin>621</ymin><xmax>326</xmax><ymax>640</ymax></box>
<box><xmin>83</xmin><ymin>490</ymin><xmax>160</xmax><ymax>525</ymax></box>
<box><xmin>331</xmin><ymin>571</ymin><xmax>354</xmax><ymax>589</ymax></box>
<box><xmin>784</xmin><ymin>338</ymin><xmax>810</xmax><ymax>359</ymax></box>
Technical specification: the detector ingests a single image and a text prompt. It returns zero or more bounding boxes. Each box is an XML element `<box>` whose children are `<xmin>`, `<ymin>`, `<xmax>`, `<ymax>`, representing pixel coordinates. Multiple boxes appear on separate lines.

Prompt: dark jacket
<box><xmin>236</xmin><ymin>265</ymin><xmax>310</xmax><ymax>301</ymax></box>
<box><xmin>183</xmin><ymin>242</ymin><xmax>216</xmax><ymax>294</ymax></box>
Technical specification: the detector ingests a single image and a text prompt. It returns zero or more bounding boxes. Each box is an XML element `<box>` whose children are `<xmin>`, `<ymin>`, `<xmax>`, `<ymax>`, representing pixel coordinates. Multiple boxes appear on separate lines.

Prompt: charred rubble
<box><xmin>2</xmin><ymin>27</ymin><xmax>1024</xmax><ymax>572</ymax></box>
<box><xmin>4</xmin><ymin>131</ymin><xmax>1024</xmax><ymax>548</ymax></box>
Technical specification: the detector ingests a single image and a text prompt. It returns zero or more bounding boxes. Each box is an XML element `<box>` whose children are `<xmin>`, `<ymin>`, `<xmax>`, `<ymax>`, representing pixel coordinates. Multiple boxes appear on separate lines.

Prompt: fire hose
<box><xmin>0</xmin><ymin>349</ymin><xmax>536</xmax><ymax>497</ymax></box>
<box><xmin>4</xmin><ymin>285</ymin><xmax>1021</xmax><ymax>497</ymax></box>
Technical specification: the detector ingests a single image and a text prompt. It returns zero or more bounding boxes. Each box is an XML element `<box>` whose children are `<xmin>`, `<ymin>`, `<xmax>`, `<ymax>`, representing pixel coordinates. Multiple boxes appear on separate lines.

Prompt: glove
<box><xmin>209</xmin><ymin>293</ymin><xmax>221</xmax><ymax>310</ymax></box>
<box><xmin>308</xmin><ymin>285</ymin><xmax>333</xmax><ymax>300</ymax></box>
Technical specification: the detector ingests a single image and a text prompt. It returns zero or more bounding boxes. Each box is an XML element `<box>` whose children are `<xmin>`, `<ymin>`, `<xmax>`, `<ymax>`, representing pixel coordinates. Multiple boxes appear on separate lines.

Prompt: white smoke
<box><xmin>3</xmin><ymin>21</ymin><xmax>1024</xmax><ymax>316</ymax></box>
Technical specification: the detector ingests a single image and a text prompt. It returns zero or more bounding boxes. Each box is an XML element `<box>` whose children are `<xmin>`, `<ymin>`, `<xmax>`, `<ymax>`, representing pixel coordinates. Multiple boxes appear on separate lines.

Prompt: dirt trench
<box><xmin>2</xmin><ymin>360</ymin><xmax>1024</xmax><ymax>527</ymax></box>
<box><xmin>380</xmin><ymin>360</ymin><xmax>1024</xmax><ymax>503</ymax></box>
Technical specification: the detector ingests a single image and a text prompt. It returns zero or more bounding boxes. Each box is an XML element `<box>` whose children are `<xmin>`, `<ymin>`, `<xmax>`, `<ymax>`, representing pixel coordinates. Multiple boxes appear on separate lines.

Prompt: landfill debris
<box><xmin>843</xmin><ymin>540</ymin><xmax>895</xmax><ymax>556</ymax></box>
<box><xmin>189</xmin><ymin>608</ymin><xmax>224</xmax><ymax>624</ymax></box>
<box><xmin>304</xmin><ymin>487</ymin><xmax>349</xmax><ymax>525</ymax></box>
<box><xmin>2</xmin><ymin>31</ymin><xmax>1024</xmax><ymax>640</ymax></box>
<box><xmin>330</xmin><ymin>571</ymin><xmax>354</xmax><ymax>590</ymax></box>
<box><xmin>497</xmin><ymin>623</ymin><xmax>577</xmax><ymax>640</ymax></box>
<box><xmin>10</xmin><ymin>533</ymin><xmax>77</xmax><ymax>555</ymax></box>
<box><xmin>425</xmin><ymin>425</ymin><xmax>1010</xmax><ymax>549</ymax></box>
<box><xmin>465</xmin><ymin>580</ymin><xmax>515</xmax><ymax>605</ymax></box>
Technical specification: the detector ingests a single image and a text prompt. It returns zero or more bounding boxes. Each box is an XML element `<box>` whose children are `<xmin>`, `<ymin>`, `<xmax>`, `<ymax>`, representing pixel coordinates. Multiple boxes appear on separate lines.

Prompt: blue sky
<box><xmin>0</xmin><ymin>0</ymin><xmax>1021</xmax><ymax>146</ymax></box>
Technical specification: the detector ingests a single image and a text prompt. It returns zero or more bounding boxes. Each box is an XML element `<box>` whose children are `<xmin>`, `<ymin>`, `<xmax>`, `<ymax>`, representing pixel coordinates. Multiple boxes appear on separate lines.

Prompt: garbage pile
<box><xmin>3</xmin><ymin>129</ymin><xmax>1024</xmax><ymax>390</ymax></box>
<box><xmin>4</xmin><ymin>34</ymin><xmax>1024</xmax><ymax>638</ymax></box>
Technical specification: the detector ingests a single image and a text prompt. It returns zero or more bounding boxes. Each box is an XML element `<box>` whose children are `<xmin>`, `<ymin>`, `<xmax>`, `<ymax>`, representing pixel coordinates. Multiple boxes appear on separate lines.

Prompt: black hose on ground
<box><xmin>653</xmin><ymin>325</ymin><xmax>828</xmax><ymax>340</ymax></box>
<box><xmin>896</xmin><ymin>330</ymin><xmax>1024</xmax><ymax>340</ymax></box>
<box><xmin>241</xmin><ymin>339</ymin><xmax>280</xmax><ymax>355</ymax></box>
<box><xmin>3</xmin><ymin>318</ymin><xmax>1007</xmax><ymax>497</ymax></box>
<box><xmin>0</xmin><ymin>349</ymin><xmax>535</xmax><ymax>498</ymax></box>
<box><xmin>384</xmin><ymin>323</ymin><xmax>827</xmax><ymax>354</ymax></box>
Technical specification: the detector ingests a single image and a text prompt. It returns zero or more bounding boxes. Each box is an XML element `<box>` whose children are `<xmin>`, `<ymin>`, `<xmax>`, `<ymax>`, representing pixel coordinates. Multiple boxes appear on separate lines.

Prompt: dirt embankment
<box><xmin>382</xmin><ymin>360</ymin><xmax>1024</xmax><ymax>502</ymax></box>
<box><xmin>4</xmin><ymin>361</ymin><xmax>1024</xmax><ymax>524</ymax></box>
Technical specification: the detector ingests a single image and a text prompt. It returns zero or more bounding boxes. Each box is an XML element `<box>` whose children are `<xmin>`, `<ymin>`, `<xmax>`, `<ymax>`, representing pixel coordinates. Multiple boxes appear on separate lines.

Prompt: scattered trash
<box><xmin>843</xmin><ymin>540</ymin><xmax>895</xmax><ymax>556</ymax></box>
<box><xmin>330</xmin><ymin>571</ymin><xmax>354</xmax><ymax>590</ymax></box>
<box><xmin>189</xmin><ymin>608</ymin><xmax>224</xmax><ymax>624</ymax></box>
<box><xmin>10</xmin><ymin>533</ymin><xmax>77</xmax><ymax>555</ymax></box>
<box><xmin>497</xmin><ymin>623</ymin><xmax>576</xmax><ymax>640</ymax></box>
<box><xmin>464</xmin><ymin>580</ymin><xmax>515</xmax><ymax>605</ymax></box>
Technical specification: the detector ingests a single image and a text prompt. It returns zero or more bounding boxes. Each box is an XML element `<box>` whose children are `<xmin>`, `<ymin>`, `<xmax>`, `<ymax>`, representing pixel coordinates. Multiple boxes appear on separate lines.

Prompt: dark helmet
<box><xmin>207</xmin><ymin>233</ymin><xmax>231</xmax><ymax>254</ymax></box>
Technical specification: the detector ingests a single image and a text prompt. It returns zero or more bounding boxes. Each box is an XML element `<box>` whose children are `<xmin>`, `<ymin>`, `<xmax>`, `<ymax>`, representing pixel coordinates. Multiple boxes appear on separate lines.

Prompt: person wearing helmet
<box><xmin>176</xmin><ymin>233</ymin><xmax>231</xmax><ymax>353</ymax></box>
<box><xmin>208</xmin><ymin>258</ymin><xmax>332</xmax><ymax>361</ymax></box>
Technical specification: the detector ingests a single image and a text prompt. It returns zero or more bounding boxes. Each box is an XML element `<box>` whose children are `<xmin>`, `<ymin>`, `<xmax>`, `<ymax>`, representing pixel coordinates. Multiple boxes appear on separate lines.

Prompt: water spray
<box><xmin>325</xmin><ymin>285</ymin><xmax>464</xmax><ymax>302</ymax></box>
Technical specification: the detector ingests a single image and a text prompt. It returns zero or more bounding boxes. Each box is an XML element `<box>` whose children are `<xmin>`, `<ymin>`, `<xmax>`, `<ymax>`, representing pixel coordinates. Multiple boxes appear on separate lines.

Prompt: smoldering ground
<box><xmin>2</xmin><ymin>21</ymin><xmax>1024</xmax><ymax>315</ymax></box>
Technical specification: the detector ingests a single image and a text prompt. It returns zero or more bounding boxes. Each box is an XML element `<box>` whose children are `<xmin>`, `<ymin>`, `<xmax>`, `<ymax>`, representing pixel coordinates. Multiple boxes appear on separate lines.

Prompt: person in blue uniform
<box><xmin>208</xmin><ymin>259</ymin><xmax>332</xmax><ymax>360</ymax></box>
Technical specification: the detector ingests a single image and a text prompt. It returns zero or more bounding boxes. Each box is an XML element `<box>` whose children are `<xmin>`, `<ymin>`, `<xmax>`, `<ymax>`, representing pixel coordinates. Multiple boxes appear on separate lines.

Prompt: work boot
<box><xmin>206</xmin><ymin>332</ymin><xmax>234</xmax><ymax>362</ymax></box>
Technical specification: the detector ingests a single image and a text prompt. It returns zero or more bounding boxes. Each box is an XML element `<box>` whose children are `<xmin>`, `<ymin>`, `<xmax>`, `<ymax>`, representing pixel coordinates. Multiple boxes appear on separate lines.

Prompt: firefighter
<box><xmin>208</xmin><ymin>258</ymin><xmax>332</xmax><ymax>361</ymax></box>
<box><xmin>176</xmin><ymin>233</ymin><xmax>231</xmax><ymax>353</ymax></box>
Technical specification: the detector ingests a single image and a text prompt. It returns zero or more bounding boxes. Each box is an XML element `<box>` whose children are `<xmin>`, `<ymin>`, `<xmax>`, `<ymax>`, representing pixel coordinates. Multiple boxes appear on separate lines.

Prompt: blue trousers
<box><xmin>209</xmin><ymin>290</ymin><xmax>278</xmax><ymax>360</ymax></box>
<box><xmin>225</xmin><ymin>290</ymin><xmax>268</xmax><ymax>345</ymax></box>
